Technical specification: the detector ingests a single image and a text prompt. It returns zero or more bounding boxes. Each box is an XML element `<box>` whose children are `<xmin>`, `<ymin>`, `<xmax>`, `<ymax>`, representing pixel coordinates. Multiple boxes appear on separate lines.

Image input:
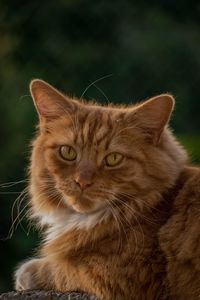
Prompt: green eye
<box><xmin>59</xmin><ymin>145</ymin><xmax>77</xmax><ymax>161</ymax></box>
<box><xmin>105</xmin><ymin>152</ymin><xmax>123</xmax><ymax>167</ymax></box>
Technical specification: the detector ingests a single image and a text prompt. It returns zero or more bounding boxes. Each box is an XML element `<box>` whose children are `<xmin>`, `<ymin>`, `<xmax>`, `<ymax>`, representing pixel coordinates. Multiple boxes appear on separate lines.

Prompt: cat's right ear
<box><xmin>126</xmin><ymin>94</ymin><xmax>175</xmax><ymax>145</ymax></box>
<box><xmin>30</xmin><ymin>79</ymin><xmax>75</xmax><ymax>122</ymax></box>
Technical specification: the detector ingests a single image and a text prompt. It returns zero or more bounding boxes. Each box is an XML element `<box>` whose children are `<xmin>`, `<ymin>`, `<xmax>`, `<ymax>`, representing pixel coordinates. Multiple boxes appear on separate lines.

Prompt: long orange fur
<box><xmin>15</xmin><ymin>80</ymin><xmax>200</xmax><ymax>300</ymax></box>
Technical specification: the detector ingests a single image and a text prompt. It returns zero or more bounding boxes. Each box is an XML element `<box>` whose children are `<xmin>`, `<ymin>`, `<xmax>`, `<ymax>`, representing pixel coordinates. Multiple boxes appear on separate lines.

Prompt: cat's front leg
<box><xmin>15</xmin><ymin>258</ymin><xmax>52</xmax><ymax>291</ymax></box>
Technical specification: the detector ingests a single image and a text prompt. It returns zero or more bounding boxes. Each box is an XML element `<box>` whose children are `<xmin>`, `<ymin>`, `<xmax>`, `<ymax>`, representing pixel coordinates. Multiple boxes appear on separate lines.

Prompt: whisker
<box><xmin>11</xmin><ymin>187</ymin><xmax>29</xmax><ymax>230</ymax></box>
<box><xmin>113</xmin><ymin>196</ymin><xmax>146</xmax><ymax>261</ymax></box>
<box><xmin>105</xmin><ymin>188</ymin><xmax>164</xmax><ymax>217</ymax></box>
<box><xmin>81</xmin><ymin>74</ymin><xmax>113</xmax><ymax>99</ymax></box>
<box><xmin>0</xmin><ymin>191</ymin><xmax>25</xmax><ymax>194</ymax></box>
<box><xmin>0</xmin><ymin>179</ymin><xmax>27</xmax><ymax>188</ymax></box>
<box><xmin>116</xmin><ymin>192</ymin><xmax>158</xmax><ymax>224</ymax></box>
<box><xmin>92</xmin><ymin>83</ymin><xmax>110</xmax><ymax>103</ymax></box>
<box><xmin>3</xmin><ymin>197</ymin><xmax>29</xmax><ymax>240</ymax></box>
<box><xmin>105</xmin><ymin>198</ymin><xmax>124</xmax><ymax>253</ymax></box>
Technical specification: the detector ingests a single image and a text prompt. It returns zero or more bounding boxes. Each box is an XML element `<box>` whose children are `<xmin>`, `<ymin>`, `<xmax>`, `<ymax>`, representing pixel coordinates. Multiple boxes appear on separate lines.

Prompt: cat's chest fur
<box><xmin>41</xmin><ymin>195</ymin><xmax>172</xmax><ymax>299</ymax></box>
<box><xmin>41</xmin><ymin>166</ymin><xmax>200</xmax><ymax>300</ymax></box>
<box><xmin>43</xmin><ymin>213</ymin><xmax>169</xmax><ymax>300</ymax></box>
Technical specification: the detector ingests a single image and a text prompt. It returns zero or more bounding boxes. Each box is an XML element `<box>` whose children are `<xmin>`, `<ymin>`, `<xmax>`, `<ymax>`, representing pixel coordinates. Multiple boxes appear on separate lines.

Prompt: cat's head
<box><xmin>29</xmin><ymin>80</ymin><xmax>187</xmax><ymax>221</ymax></box>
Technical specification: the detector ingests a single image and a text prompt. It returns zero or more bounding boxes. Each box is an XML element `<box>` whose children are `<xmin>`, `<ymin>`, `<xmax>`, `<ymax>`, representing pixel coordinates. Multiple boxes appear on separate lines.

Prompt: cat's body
<box><xmin>160</xmin><ymin>166</ymin><xmax>200</xmax><ymax>300</ymax></box>
<box><xmin>15</xmin><ymin>80</ymin><xmax>200</xmax><ymax>300</ymax></box>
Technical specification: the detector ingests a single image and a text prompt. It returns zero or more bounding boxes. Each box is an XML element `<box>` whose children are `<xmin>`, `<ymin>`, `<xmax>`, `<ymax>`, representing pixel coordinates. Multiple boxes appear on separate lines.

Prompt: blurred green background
<box><xmin>0</xmin><ymin>0</ymin><xmax>200</xmax><ymax>293</ymax></box>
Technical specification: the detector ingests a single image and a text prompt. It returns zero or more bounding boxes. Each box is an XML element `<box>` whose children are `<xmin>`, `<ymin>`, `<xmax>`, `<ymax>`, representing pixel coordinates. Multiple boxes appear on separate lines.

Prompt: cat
<box><xmin>14</xmin><ymin>79</ymin><xmax>200</xmax><ymax>300</ymax></box>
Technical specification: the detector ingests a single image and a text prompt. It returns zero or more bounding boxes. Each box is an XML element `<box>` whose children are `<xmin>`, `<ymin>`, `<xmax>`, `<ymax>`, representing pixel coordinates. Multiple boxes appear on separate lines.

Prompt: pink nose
<box><xmin>74</xmin><ymin>176</ymin><xmax>93</xmax><ymax>191</ymax></box>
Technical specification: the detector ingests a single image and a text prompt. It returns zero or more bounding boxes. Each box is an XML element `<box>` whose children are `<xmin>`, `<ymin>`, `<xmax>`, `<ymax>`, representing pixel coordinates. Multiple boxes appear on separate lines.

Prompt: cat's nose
<box><xmin>74</xmin><ymin>175</ymin><xmax>93</xmax><ymax>191</ymax></box>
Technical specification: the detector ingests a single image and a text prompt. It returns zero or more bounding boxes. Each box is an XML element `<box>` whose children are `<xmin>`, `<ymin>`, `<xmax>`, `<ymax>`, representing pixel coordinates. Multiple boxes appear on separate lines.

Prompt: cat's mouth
<box><xmin>64</xmin><ymin>194</ymin><xmax>106</xmax><ymax>214</ymax></box>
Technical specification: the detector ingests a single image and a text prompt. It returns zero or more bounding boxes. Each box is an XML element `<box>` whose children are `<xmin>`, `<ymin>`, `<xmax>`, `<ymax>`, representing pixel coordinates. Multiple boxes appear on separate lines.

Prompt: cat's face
<box><xmin>37</xmin><ymin>106</ymin><xmax>149</xmax><ymax>213</ymax></box>
<box><xmin>30</xmin><ymin>80</ymin><xmax>185</xmax><ymax>217</ymax></box>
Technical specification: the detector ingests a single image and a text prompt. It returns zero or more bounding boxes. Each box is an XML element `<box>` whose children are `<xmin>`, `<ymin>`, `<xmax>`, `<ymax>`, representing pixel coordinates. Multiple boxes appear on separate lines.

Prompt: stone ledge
<box><xmin>0</xmin><ymin>290</ymin><xmax>98</xmax><ymax>300</ymax></box>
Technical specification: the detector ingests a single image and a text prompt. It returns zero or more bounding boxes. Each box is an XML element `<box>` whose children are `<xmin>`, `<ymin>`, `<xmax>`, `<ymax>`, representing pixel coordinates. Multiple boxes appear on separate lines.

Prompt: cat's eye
<box><xmin>104</xmin><ymin>152</ymin><xmax>123</xmax><ymax>167</ymax></box>
<box><xmin>59</xmin><ymin>145</ymin><xmax>77</xmax><ymax>161</ymax></box>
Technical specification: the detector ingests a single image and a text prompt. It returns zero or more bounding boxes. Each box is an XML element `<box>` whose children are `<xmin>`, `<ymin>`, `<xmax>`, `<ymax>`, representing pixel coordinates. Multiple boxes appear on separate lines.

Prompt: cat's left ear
<box><xmin>30</xmin><ymin>79</ymin><xmax>76</xmax><ymax>122</ymax></box>
<box><xmin>128</xmin><ymin>94</ymin><xmax>175</xmax><ymax>145</ymax></box>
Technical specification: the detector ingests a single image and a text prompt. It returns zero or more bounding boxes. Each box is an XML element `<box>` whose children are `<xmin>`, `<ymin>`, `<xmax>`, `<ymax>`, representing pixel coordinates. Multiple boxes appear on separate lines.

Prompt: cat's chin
<box><xmin>65</xmin><ymin>195</ymin><xmax>106</xmax><ymax>214</ymax></box>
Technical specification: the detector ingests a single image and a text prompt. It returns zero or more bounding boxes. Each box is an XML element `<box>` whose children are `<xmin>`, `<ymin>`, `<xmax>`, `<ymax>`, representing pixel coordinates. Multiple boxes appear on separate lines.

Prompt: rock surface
<box><xmin>0</xmin><ymin>290</ymin><xmax>98</xmax><ymax>300</ymax></box>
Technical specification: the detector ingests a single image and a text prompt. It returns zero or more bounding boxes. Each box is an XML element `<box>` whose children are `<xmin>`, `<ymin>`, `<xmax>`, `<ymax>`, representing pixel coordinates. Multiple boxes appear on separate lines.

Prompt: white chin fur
<box><xmin>34</xmin><ymin>207</ymin><xmax>110</xmax><ymax>242</ymax></box>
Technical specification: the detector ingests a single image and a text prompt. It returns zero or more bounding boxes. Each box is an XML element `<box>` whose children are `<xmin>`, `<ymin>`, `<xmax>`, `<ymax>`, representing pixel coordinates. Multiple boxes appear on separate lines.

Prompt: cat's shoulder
<box><xmin>159</xmin><ymin>165</ymin><xmax>200</xmax><ymax>261</ymax></box>
<box><xmin>179</xmin><ymin>165</ymin><xmax>200</xmax><ymax>183</ymax></box>
<box><xmin>162</xmin><ymin>165</ymin><xmax>200</xmax><ymax>220</ymax></box>
<box><xmin>175</xmin><ymin>165</ymin><xmax>200</xmax><ymax>207</ymax></box>
<box><xmin>158</xmin><ymin>166</ymin><xmax>200</xmax><ymax>298</ymax></box>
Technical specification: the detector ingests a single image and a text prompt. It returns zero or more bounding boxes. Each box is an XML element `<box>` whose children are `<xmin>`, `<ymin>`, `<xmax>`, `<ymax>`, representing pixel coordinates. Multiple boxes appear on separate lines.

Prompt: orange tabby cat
<box><xmin>15</xmin><ymin>79</ymin><xmax>200</xmax><ymax>300</ymax></box>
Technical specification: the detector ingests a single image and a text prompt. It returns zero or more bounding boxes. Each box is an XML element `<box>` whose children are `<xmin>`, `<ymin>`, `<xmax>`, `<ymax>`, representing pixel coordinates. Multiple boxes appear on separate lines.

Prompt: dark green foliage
<box><xmin>0</xmin><ymin>0</ymin><xmax>199</xmax><ymax>293</ymax></box>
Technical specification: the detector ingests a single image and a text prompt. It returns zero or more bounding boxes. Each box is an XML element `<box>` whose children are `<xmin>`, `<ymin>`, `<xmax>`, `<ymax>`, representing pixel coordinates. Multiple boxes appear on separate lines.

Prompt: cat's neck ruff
<box><xmin>35</xmin><ymin>207</ymin><xmax>111</xmax><ymax>242</ymax></box>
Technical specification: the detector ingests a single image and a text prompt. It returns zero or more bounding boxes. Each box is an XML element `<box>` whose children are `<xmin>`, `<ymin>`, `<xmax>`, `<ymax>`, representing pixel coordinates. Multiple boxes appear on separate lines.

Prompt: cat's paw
<box><xmin>15</xmin><ymin>258</ymin><xmax>40</xmax><ymax>291</ymax></box>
